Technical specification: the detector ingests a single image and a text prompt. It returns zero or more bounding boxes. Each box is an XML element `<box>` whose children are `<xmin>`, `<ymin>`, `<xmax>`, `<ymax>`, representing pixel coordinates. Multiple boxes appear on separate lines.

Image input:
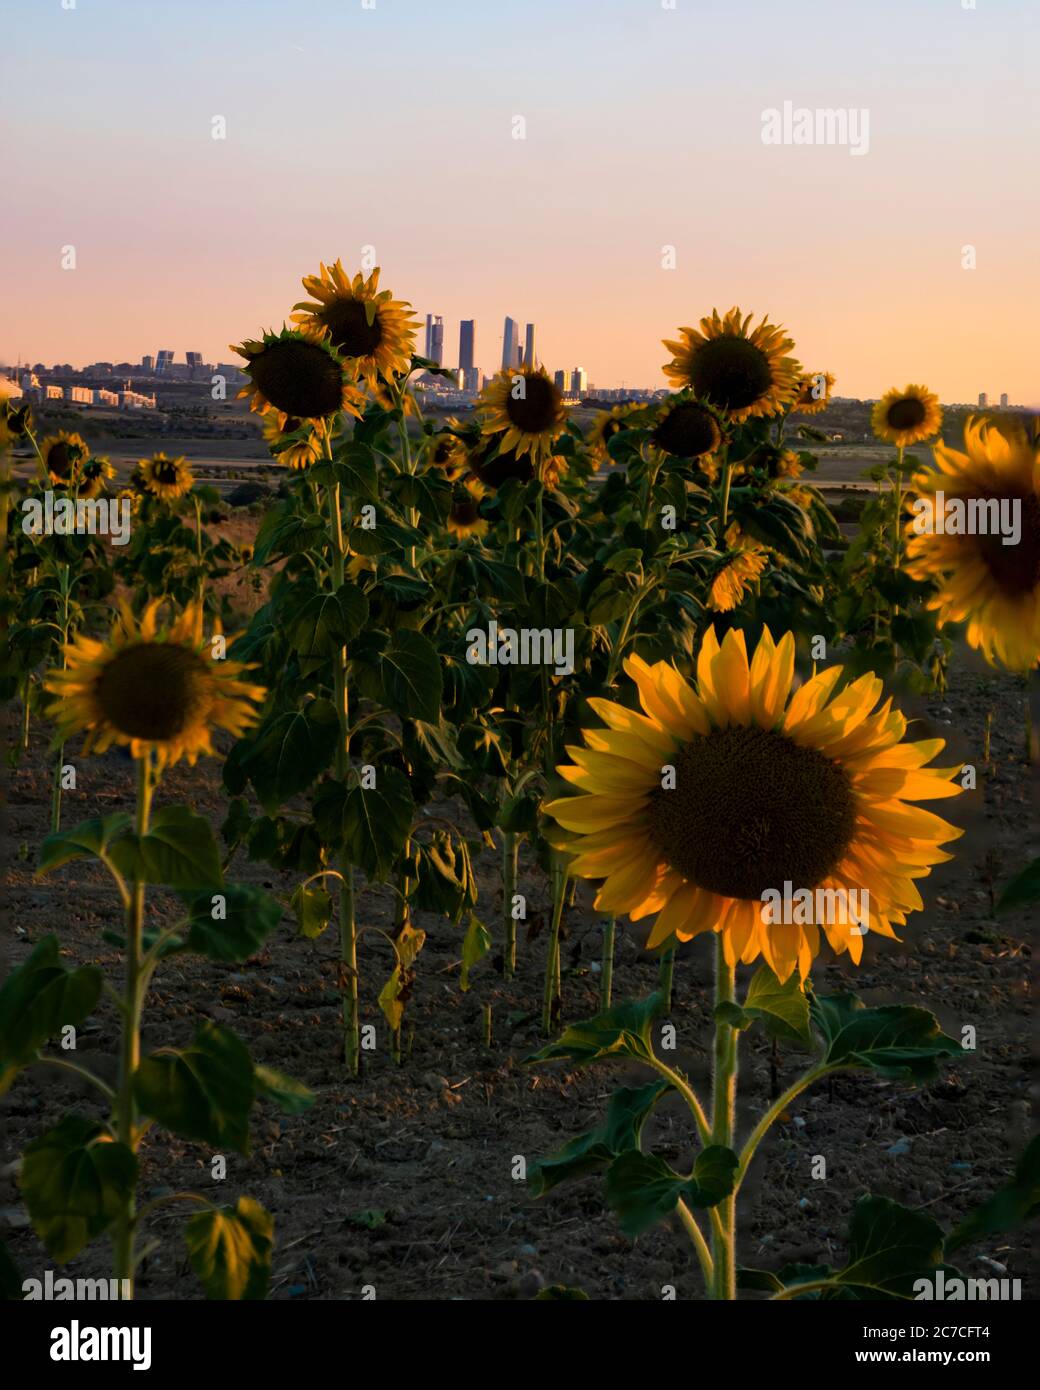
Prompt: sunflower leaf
<box><xmin>996</xmin><ymin>856</ymin><xmax>1040</xmax><ymax>913</ymax></box>
<box><xmin>831</xmin><ymin>1195</ymin><xmax>947</xmax><ymax>1299</ymax></box>
<box><xmin>743</xmin><ymin>966</ymin><xmax>812</xmax><ymax>1044</ymax></box>
<box><xmin>37</xmin><ymin>814</ymin><xmax>133</xmax><ymax>875</ymax></box>
<box><xmin>528</xmin><ymin>1080</ymin><xmax>671</xmax><ymax>1197</ymax></box>
<box><xmin>238</xmin><ymin>700</ymin><xmax>340</xmax><ymax>812</ymax></box>
<box><xmin>290</xmin><ymin>880</ymin><xmax>334</xmax><ymax>939</ymax></box>
<box><xmin>109</xmin><ymin>806</ymin><xmax>224</xmax><ymax>890</ymax></box>
<box><xmin>134</xmin><ymin>1023</ymin><xmax>255</xmax><ymax>1153</ymax></box>
<box><xmin>0</xmin><ymin>937</ymin><xmax>103</xmax><ymax>1093</ymax></box>
<box><xmin>946</xmin><ymin>1135</ymin><xmax>1040</xmax><ymax>1253</ymax></box>
<box><xmin>312</xmin><ymin>767</ymin><xmax>415</xmax><ymax>882</ymax></box>
<box><xmin>253</xmin><ymin>1065</ymin><xmax>314</xmax><ymax>1116</ymax></box>
<box><xmin>21</xmin><ymin>1115</ymin><xmax>137</xmax><ymax>1263</ymax></box>
<box><xmin>180</xmin><ymin>885</ymin><xmax>282</xmax><ymax>962</ymax></box>
<box><xmin>184</xmin><ymin>1196</ymin><xmax>273</xmax><ymax>1301</ymax></box>
<box><xmin>378</xmin><ymin>630</ymin><xmax>443</xmax><ymax>724</ymax></box>
<box><xmin>603</xmin><ymin>1146</ymin><xmax>738</xmax><ymax>1237</ymax></box>
<box><xmin>811</xmin><ymin>993</ymin><xmax>962</xmax><ymax>1081</ymax></box>
<box><xmin>526</xmin><ymin>993</ymin><xmax>663</xmax><ymax>1067</ymax></box>
<box><xmin>460</xmin><ymin>912</ymin><xmax>491</xmax><ymax>992</ymax></box>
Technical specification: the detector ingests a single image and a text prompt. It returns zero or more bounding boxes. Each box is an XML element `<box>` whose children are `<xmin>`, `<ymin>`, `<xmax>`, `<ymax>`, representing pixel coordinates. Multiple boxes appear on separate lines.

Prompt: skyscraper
<box><xmin>524</xmin><ymin>323</ymin><xmax>537</xmax><ymax>368</ymax></box>
<box><xmin>155</xmin><ymin>350</ymin><xmax>174</xmax><ymax>375</ymax></box>
<box><xmin>571</xmin><ymin>367</ymin><xmax>587</xmax><ymax>396</ymax></box>
<box><xmin>424</xmin><ymin>315</ymin><xmax>444</xmax><ymax>366</ymax></box>
<box><xmin>1000</xmin><ymin>393</ymin><xmax>1009</xmax><ymax>408</ymax></box>
<box><xmin>459</xmin><ymin>320</ymin><xmax>475</xmax><ymax>372</ymax></box>
<box><xmin>502</xmin><ymin>316</ymin><xmax>520</xmax><ymax>371</ymax></box>
<box><xmin>553</xmin><ymin>369</ymin><xmax>567</xmax><ymax>392</ymax></box>
<box><xmin>978</xmin><ymin>392</ymin><xmax>988</xmax><ymax>408</ymax></box>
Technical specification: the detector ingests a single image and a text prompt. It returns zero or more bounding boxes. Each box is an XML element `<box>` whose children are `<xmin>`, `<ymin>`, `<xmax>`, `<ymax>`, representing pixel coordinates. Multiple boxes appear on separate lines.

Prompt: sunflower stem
<box><xmin>600</xmin><ymin>916</ymin><xmax>616</xmax><ymax>1009</ymax></box>
<box><xmin>718</xmin><ymin>450</ymin><xmax>733</xmax><ymax>532</ymax></box>
<box><xmin>658</xmin><ymin>947</ymin><xmax>675</xmax><ymax>1014</ymax></box>
<box><xmin>502</xmin><ymin>827</ymin><xmax>518</xmax><ymax>978</ymax></box>
<box><xmin>541</xmin><ymin>857</ymin><xmax>568</xmax><ymax>1035</ymax></box>
<box><xmin>112</xmin><ymin>751</ymin><xmax>153</xmax><ymax>1297</ymax></box>
<box><xmin>677</xmin><ymin>1197</ymin><xmax>714</xmax><ymax>1291</ymax></box>
<box><xmin>710</xmin><ymin>935</ymin><xmax>738</xmax><ymax>1300</ymax></box>
<box><xmin>50</xmin><ymin>567</ymin><xmax>72</xmax><ymax>832</ymax></box>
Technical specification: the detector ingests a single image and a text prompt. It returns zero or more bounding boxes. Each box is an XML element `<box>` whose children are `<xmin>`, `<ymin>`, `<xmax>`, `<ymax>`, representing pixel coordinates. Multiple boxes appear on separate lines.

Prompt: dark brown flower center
<box><xmin>505</xmin><ymin>373</ymin><xmax>560</xmax><ymax>435</ymax></box>
<box><xmin>976</xmin><ymin>492</ymin><xmax>1040</xmax><ymax>597</ymax></box>
<box><xmin>152</xmin><ymin>457</ymin><xmax>181</xmax><ymax>484</ymax></box>
<box><xmin>48</xmin><ymin>443</ymin><xmax>76</xmax><ymax>478</ymax></box>
<box><xmin>96</xmin><ymin>643</ymin><xmax>211</xmax><ymax>740</ymax></box>
<box><xmin>886</xmin><ymin>396</ymin><xmax>927</xmax><ymax>431</ymax></box>
<box><xmin>451</xmin><ymin>496</ymin><xmax>481</xmax><ymax>528</ymax></box>
<box><xmin>645</xmin><ymin>725</ymin><xmax>856</xmax><ymax>899</ymax></box>
<box><xmin>320</xmin><ymin>298</ymin><xmax>384</xmax><ymax>358</ymax></box>
<box><xmin>248</xmin><ymin>339</ymin><xmax>344</xmax><ymax>418</ymax></box>
<box><xmin>653</xmin><ymin>401</ymin><xmax>720</xmax><ymax>458</ymax></box>
<box><xmin>689</xmin><ymin>337</ymin><xmax>774</xmax><ymax>411</ymax></box>
<box><xmin>474</xmin><ymin>441</ymin><xmax>534</xmax><ymax>488</ymax></box>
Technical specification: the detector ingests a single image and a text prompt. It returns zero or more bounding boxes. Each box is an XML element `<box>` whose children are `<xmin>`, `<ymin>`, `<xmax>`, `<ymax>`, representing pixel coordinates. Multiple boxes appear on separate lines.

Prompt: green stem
<box><xmin>600</xmin><ymin>916</ymin><xmax>615</xmax><ymax>1009</ymax></box>
<box><xmin>50</xmin><ymin>571</ymin><xmax>71</xmax><ymax>832</ymax></box>
<box><xmin>658</xmin><ymin>948</ymin><xmax>675</xmax><ymax>1013</ymax></box>
<box><xmin>769</xmin><ymin>1278</ymin><xmax>842</xmax><ymax>1301</ymax></box>
<box><xmin>718</xmin><ymin>450</ymin><xmax>733</xmax><ymax>532</ymax></box>
<box><xmin>502</xmin><ymin>828</ymin><xmax>519</xmax><ymax>978</ymax></box>
<box><xmin>541</xmin><ymin>858</ymin><xmax>567</xmax><ymax>1035</ymax></box>
<box><xmin>710</xmin><ymin>936</ymin><xmax>737</xmax><ymax>1300</ymax></box>
<box><xmin>677</xmin><ymin>1197</ymin><xmax>714</xmax><ymax>1291</ymax></box>
<box><xmin>645</xmin><ymin>1055</ymin><xmax>712</xmax><ymax>1147</ymax></box>
<box><xmin>735</xmin><ymin>1064</ymin><xmax>835</xmax><ymax>1190</ymax></box>
<box><xmin>36</xmin><ymin>1053</ymin><xmax>115</xmax><ymax>1101</ymax></box>
<box><xmin>112</xmin><ymin>752</ymin><xmax>153</xmax><ymax>1296</ymax></box>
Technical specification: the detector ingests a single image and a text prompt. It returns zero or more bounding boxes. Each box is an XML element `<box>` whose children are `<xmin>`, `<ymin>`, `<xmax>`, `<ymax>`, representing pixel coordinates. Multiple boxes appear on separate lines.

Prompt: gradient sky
<box><xmin>3</xmin><ymin>0</ymin><xmax>1037</xmax><ymax>404</ymax></box>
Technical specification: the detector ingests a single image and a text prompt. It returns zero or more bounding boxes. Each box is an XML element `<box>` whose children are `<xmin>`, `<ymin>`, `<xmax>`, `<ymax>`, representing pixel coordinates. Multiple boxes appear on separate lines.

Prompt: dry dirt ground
<box><xmin>1</xmin><ymin>590</ymin><xmax>1035</xmax><ymax>1300</ymax></box>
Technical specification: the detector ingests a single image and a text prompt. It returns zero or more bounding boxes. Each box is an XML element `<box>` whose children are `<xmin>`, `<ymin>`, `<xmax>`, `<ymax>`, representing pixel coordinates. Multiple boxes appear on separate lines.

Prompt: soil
<box><xmin>1</xmin><ymin>592</ymin><xmax>1035</xmax><ymax>1300</ymax></box>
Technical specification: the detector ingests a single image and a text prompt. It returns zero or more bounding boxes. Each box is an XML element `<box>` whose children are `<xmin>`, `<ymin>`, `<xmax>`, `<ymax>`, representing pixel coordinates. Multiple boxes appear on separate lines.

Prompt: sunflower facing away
<box><xmin>46</xmin><ymin>600</ymin><xmax>264</xmax><ymax>769</ymax></box>
<box><xmin>587</xmin><ymin>403</ymin><xmax>643</xmax><ymax>463</ymax></box>
<box><xmin>905</xmin><ymin>414</ymin><xmax>1040</xmax><ymax>670</ymax></box>
<box><xmin>709</xmin><ymin>525</ymin><xmax>768</xmax><ymax>612</ymax></box>
<box><xmin>544</xmin><ymin>627</ymin><xmax>963</xmax><ymax>982</ymax></box>
<box><xmin>446</xmin><ymin>478</ymin><xmax>489</xmax><ymax>540</ymax></box>
<box><xmin>291</xmin><ymin>262</ymin><xmax>418</xmax><ymax>387</ymax></box>
<box><xmin>652</xmin><ymin>397</ymin><xmax>723</xmax><ymax>460</ymax></box>
<box><xmin>429</xmin><ymin>422</ymin><xmax>471</xmax><ymax>481</ymax></box>
<box><xmin>140</xmin><ymin>452</ymin><xmax>194</xmax><ymax>500</ymax></box>
<box><xmin>792</xmin><ymin>371</ymin><xmax>835</xmax><ymax>416</ymax></box>
<box><xmin>662</xmin><ymin>308</ymin><xmax>798</xmax><ymax>422</ymax></box>
<box><xmin>478</xmin><ymin>367</ymin><xmax>567</xmax><ymax>464</ymax></box>
<box><xmin>232</xmin><ymin>326</ymin><xmax>364</xmax><ymax>429</ymax></box>
<box><xmin>78</xmin><ymin>457</ymin><xmax>116</xmax><ymax>499</ymax></box>
<box><xmin>872</xmin><ymin>384</ymin><xmax>942</xmax><ymax>449</ymax></box>
<box><xmin>262</xmin><ymin>413</ymin><xmax>324</xmax><ymax>471</ymax></box>
<box><xmin>41</xmin><ymin>431</ymin><xmax>89</xmax><ymax>486</ymax></box>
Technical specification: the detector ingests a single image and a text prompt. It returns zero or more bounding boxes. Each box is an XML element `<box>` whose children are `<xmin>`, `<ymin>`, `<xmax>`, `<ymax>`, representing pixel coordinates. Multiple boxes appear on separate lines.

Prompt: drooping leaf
<box><xmin>37</xmin><ymin>814</ymin><xmax>132</xmax><ymax>875</ymax></box>
<box><xmin>743</xmin><ymin>966</ymin><xmax>812</xmax><ymax>1044</ymax></box>
<box><xmin>184</xmin><ymin>1196</ymin><xmax>273</xmax><ymax>1300</ymax></box>
<box><xmin>947</xmin><ymin>1135</ymin><xmax>1040</xmax><ymax>1253</ymax></box>
<box><xmin>21</xmin><ymin>1115</ymin><xmax>137</xmax><ymax>1262</ymax></box>
<box><xmin>460</xmin><ymin>912</ymin><xmax>491</xmax><ymax>993</ymax></box>
<box><xmin>529</xmin><ymin>1080</ymin><xmax>671</xmax><ymax>1197</ymax></box>
<box><xmin>180</xmin><ymin>885</ymin><xmax>282</xmax><ymax>962</ymax></box>
<box><xmin>526</xmin><ymin>993</ymin><xmax>663</xmax><ymax>1067</ymax></box>
<box><xmin>379</xmin><ymin>630</ymin><xmax>443</xmax><ymax>723</ymax></box>
<box><xmin>253</xmin><ymin>1065</ymin><xmax>315</xmax><ymax>1116</ymax></box>
<box><xmin>811</xmin><ymin>993</ymin><xmax>962</xmax><ymax>1081</ymax></box>
<box><xmin>0</xmin><ymin>937</ymin><xmax>102</xmax><ymax>1092</ymax></box>
<box><xmin>378</xmin><ymin>964</ymin><xmax>405</xmax><ymax>1032</ymax></box>
<box><xmin>833</xmin><ymin>1195</ymin><xmax>946</xmax><ymax>1299</ymax></box>
<box><xmin>314</xmin><ymin>768</ymin><xmax>414</xmax><ymax>881</ymax></box>
<box><xmin>290</xmin><ymin>880</ymin><xmax>334</xmax><ymax>939</ymax></box>
<box><xmin>134</xmin><ymin>1023</ymin><xmax>255</xmax><ymax>1153</ymax></box>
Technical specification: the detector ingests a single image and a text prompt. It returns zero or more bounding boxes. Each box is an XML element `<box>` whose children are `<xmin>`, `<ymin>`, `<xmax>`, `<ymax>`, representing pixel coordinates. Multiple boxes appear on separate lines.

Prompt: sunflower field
<box><xmin>1</xmin><ymin>267</ymin><xmax>1036</xmax><ymax>1308</ymax></box>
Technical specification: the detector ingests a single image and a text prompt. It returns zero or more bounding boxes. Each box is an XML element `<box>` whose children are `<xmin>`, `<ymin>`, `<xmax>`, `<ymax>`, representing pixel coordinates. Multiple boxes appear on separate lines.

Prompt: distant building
<box><xmin>458</xmin><ymin>367</ymin><xmax>481</xmax><ymax>393</ymax></box>
<box><xmin>502</xmin><ymin>316</ymin><xmax>520</xmax><ymax>371</ymax></box>
<box><xmin>524</xmin><ymin>323</ymin><xmax>537</xmax><ymax>368</ymax></box>
<box><xmin>459</xmin><ymin>320</ymin><xmax>475</xmax><ymax>372</ymax></box>
<box><xmin>141</xmin><ymin>355</ymin><xmax>154</xmax><ymax>372</ymax></box>
<box><xmin>423</xmin><ymin>315</ymin><xmax>444</xmax><ymax>366</ymax></box>
<box><xmin>156</xmin><ymin>350</ymin><xmax>175</xmax><ymax>375</ymax></box>
<box><xmin>1000</xmin><ymin>393</ymin><xmax>1009</xmax><ymax>408</ymax></box>
<box><xmin>570</xmin><ymin>367</ymin><xmax>588</xmax><ymax>396</ymax></box>
<box><xmin>978</xmin><ymin>392</ymin><xmax>988</xmax><ymax>407</ymax></box>
<box><xmin>93</xmin><ymin>389</ymin><xmax>120</xmax><ymax>407</ymax></box>
<box><xmin>553</xmin><ymin>369</ymin><xmax>567</xmax><ymax>392</ymax></box>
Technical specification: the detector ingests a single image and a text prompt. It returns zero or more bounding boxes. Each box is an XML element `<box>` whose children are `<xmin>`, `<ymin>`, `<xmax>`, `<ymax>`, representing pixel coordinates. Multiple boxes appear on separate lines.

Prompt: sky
<box><xmin>2</xmin><ymin>0</ymin><xmax>1037</xmax><ymax>404</ymax></box>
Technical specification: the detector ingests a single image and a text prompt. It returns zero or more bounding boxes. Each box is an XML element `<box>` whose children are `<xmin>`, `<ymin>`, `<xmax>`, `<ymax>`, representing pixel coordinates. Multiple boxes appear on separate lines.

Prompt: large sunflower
<box><xmin>291</xmin><ymin>262</ymin><xmax>418</xmax><ymax>387</ymax></box>
<box><xmin>478</xmin><ymin>367</ymin><xmax>566</xmax><ymax>464</ymax></box>
<box><xmin>140</xmin><ymin>452</ymin><xmax>194</xmax><ymax>500</ymax></box>
<box><xmin>232</xmin><ymin>326</ymin><xmax>363</xmax><ymax>429</ymax></box>
<box><xmin>905</xmin><ymin>414</ymin><xmax>1040</xmax><ymax>670</ymax></box>
<box><xmin>41</xmin><ymin>431</ymin><xmax>89</xmax><ymax>486</ymax></box>
<box><xmin>45</xmin><ymin>600</ymin><xmax>264</xmax><ymax>769</ymax></box>
<box><xmin>78</xmin><ymin>457</ymin><xmax>116</xmax><ymax>499</ymax></box>
<box><xmin>872</xmin><ymin>384</ymin><xmax>942</xmax><ymax>449</ymax></box>
<box><xmin>792</xmin><ymin>371</ymin><xmax>835</xmax><ymax>416</ymax></box>
<box><xmin>662</xmin><ymin>308</ymin><xmax>798</xmax><ymax>422</ymax></box>
<box><xmin>652</xmin><ymin>396</ymin><xmax>723</xmax><ymax>459</ymax></box>
<box><xmin>262</xmin><ymin>413</ymin><xmax>324</xmax><ymax>471</ymax></box>
<box><xmin>544</xmin><ymin>627</ymin><xmax>963</xmax><ymax>982</ymax></box>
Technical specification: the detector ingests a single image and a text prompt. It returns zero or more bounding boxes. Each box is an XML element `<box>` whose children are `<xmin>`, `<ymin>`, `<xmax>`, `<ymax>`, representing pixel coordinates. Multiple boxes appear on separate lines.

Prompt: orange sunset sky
<box><xmin>3</xmin><ymin>0</ymin><xmax>1037</xmax><ymax>405</ymax></box>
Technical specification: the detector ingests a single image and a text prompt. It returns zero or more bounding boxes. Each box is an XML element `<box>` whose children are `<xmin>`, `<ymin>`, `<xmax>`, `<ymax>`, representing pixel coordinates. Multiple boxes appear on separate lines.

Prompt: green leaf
<box><xmin>0</xmin><ymin>937</ymin><xmax>102</xmax><ymax>1092</ymax></box>
<box><xmin>134</xmin><ymin>1023</ymin><xmax>255</xmax><ymax>1153</ymax></box>
<box><xmin>811</xmin><ymin>993</ymin><xmax>962</xmax><ymax>1082</ymax></box>
<box><xmin>240</xmin><ymin>700</ymin><xmax>340</xmax><ymax>812</ymax></box>
<box><xmin>181</xmin><ymin>885</ymin><xmax>282</xmax><ymax>962</ymax></box>
<box><xmin>529</xmin><ymin>1080</ymin><xmax>670</xmax><ymax>1197</ymax></box>
<box><xmin>290</xmin><ymin>880</ymin><xmax>334</xmax><ymax>939</ymax></box>
<box><xmin>460</xmin><ymin>912</ymin><xmax>491</xmax><ymax>992</ymax></box>
<box><xmin>21</xmin><ymin>1115</ymin><xmax>137</xmax><ymax>1262</ymax></box>
<box><xmin>254</xmin><ymin>1065</ymin><xmax>315</xmax><ymax>1116</ymax></box>
<box><xmin>287</xmin><ymin>584</ymin><xmax>368</xmax><ymax>663</ymax></box>
<box><xmin>743</xmin><ymin>966</ymin><xmax>812</xmax><ymax>1044</ymax></box>
<box><xmin>526</xmin><ymin>993</ymin><xmax>663</xmax><ymax>1067</ymax></box>
<box><xmin>343</xmin><ymin>1208</ymin><xmax>387</xmax><ymax>1229</ymax></box>
<box><xmin>533</xmin><ymin>1284</ymin><xmax>590</xmax><ymax>1300</ymax></box>
<box><xmin>314</xmin><ymin>767</ymin><xmax>415</xmax><ymax>881</ymax></box>
<box><xmin>947</xmin><ymin>1135</ymin><xmax>1040</xmax><ymax>1253</ymax></box>
<box><xmin>603</xmin><ymin>1146</ymin><xmax>738</xmax><ymax>1237</ymax></box>
<box><xmin>378</xmin><ymin>964</ymin><xmax>405</xmax><ymax>1031</ymax></box>
<box><xmin>996</xmin><ymin>856</ymin><xmax>1040</xmax><ymax>913</ymax></box>
<box><xmin>380</xmin><ymin>630</ymin><xmax>443</xmax><ymax>723</ymax></box>
<box><xmin>37</xmin><ymin>814</ymin><xmax>132</xmax><ymax>875</ymax></box>
<box><xmin>253</xmin><ymin>506</ymin><xmax>326</xmax><ymax>565</ymax></box>
<box><xmin>320</xmin><ymin>441</ymin><xmax>380</xmax><ymax>499</ymax></box>
<box><xmin>110</xmin><ymin>805</ymin><xmax>223</xmax><ymax>890</ymax></box>
<box><xmin>833</xmin><ymin>1195</ymin><xmax>946</xmax><ymax>1299</ymax></box>
<box><xmin>736</xmin><ymin>1266</ymin><xmax>785</xmax><ymax>1293</ymax></box>
<box><xmin>184</xmin><ymin>1196</ymin><xmax>273</xmax><ymax>1300</ymax></box>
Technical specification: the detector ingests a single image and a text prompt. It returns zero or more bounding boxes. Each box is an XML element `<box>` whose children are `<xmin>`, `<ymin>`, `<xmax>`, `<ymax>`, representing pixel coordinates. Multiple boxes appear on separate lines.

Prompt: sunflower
<box><xmin>478</xmin><ymin>367</ymin><xmax>566</xmax><ymax>464</ymax></box>
<box><xmin>446</xmin><ymin>478</ymin><xmax>489</xmax><ymax>540</ymax></box>
<box><xmin>905</xmin><ymin>414</ymin><xmax>1040</xmax><ymax>670</ymax></box>
<box><xmin>792</xmin><ymin>371</ymin><xmax>835</xmax><ymax>416</ymax></box>
<box><xmin>291</xmin><ymin>262</ymin><xmax>418</xmax><ymax>387</ymax></box>
<box><xmin>710</xmin><ymin>526</ymin><xmax>768</xmax><ymax>612</ymax></box>
<box><xmin>429</xmin><ymin>422</ymin><xmax>470</xmax><ymax>481</ymax></box>
<box><xmin>543</xmin><ymin>626</ymin><xmax>963</xmax><ymax>982</ymax></box>
<box><xmin>140</xmin><ymin>452</ymin><xmax>194</xmax><ymax>500</ymax></box>
<box><xmin>587</xmin><ymin>403</ymin><xmax>643</xmax><ymax>464</ymax></box>
<box><xmin>652</xmin><ymin>396</ymin><xmax>722</xmax><ymax>459</ymax></box>
<box><xmin>261</xmin><ymin>413</ymin><xmax>324</xmax><ymax>471</ymax></box>
<box><xmin>232</xmin><ymin>326</ymin><xmax>363</xmax><ymax>429</ymax></box>
<box><xmin>872</xmin><ymin>384</ymin><xmax>942</xmax><ymax>449</ymax></box>
<box><xmin>78</xmin><ymin>457</ymin><xmax>116</xmax><ymax>499</ymax></box>
<box><xmin>0</xmin><ymin>398</ymin><xmax>32</xmax><ymax>448</ymax></box>
<box><xmin>41</xmin><ymin>431</ymin><xmax>89</xmax><ymax>486</ymax></box>
<box><xmin>662</xmin><ymin>308</ymin><xmax>798</xmax><ymax>422</ymax></box>
<box><xmin>45</xmin><ymin>600</ymin><xmax>264</xmax><ymax>769</ymax></box>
